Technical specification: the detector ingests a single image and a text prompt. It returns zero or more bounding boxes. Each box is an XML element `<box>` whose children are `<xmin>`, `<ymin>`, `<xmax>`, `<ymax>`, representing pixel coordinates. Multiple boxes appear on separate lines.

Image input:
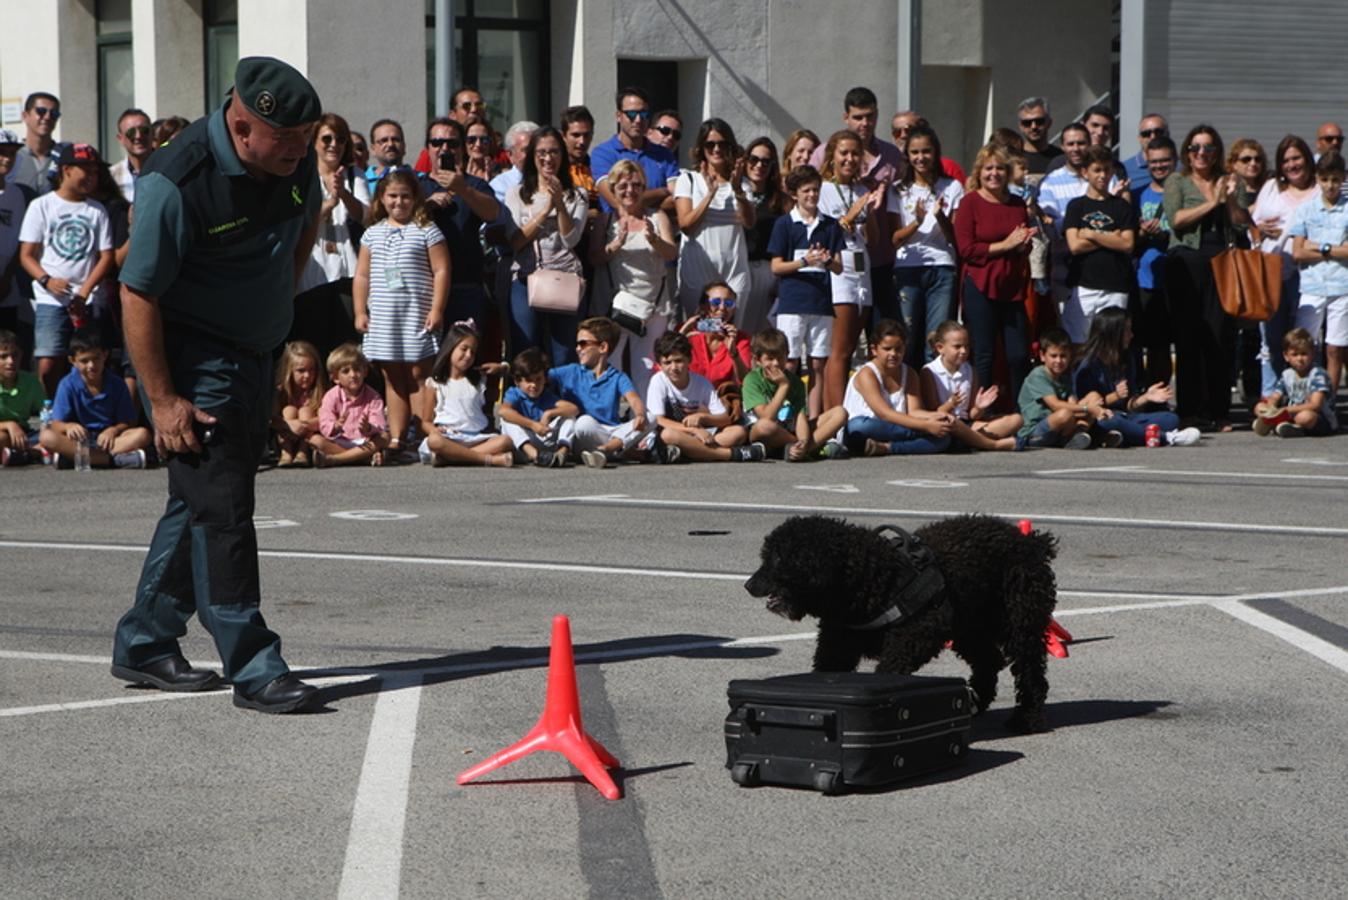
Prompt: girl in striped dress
<box><xmin>354</xmin><ymin>170</ymin><xmax>450</xmax><ymax>457</ymax></box>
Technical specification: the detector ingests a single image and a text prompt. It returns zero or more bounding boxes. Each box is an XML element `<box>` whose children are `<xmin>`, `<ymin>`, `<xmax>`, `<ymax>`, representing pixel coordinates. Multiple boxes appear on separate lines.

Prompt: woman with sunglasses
<box><xmin>463</xmin><ymin>116</ymin><xmax>497</xmax><ymax>182</ymax></box>
<box><xmin>1162</xmin><ymin>124</ymin><xmax>1250</xmax><ymax>431</ymax></box>
<box><xmin>506</xmin><ymin>126</ymin><xmax>589</xmax><ymax>365</ymax></box>
<box><xmin>294</xmin><ymin>112</ymin><xmax>369</xmax><ymax>359</ymax></box>
<box><xmin>1250</xmin><ymin>135</ymin><xmax>1317</xmax><ymax>398</ymax></box>
<box><xmin>677</xmin><ymin>280</ymin><xmax>752</xmax><ymax>389</ymax></box>
<box><xmin>741</xmin><ymin>136</ymin><xmax>786</xmax><ymax>335</ymax></box>
<box><xmin>674</xmin><ymin>118</ymin><xmax>754</xmax><ymax>318</ymax></box>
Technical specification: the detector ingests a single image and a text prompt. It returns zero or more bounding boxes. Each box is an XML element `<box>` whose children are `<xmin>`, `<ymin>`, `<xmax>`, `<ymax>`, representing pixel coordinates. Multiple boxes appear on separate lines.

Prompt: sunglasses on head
<box><xmin>621</xmin><ymin>109</ymin><xmax>652</xmax><ymax>121</ymax></box>
<box><xmin>1139</xmin><ymin>127</ymin><xmax>1167</xmax><ymax>138</ymax></box>
<box><xmin>1020</xmin><ymin>116</ymin><xmax>1047</xmax><ymax>127</ymax></box>
<box><xmin>428</xmin><ymin>137</ymin><xmax>461</xmax><ymax>149</ymax></box>
<box><xmin>1188</xmin><ymin>143</ymin><xmax>1217</xmax><ymax>155</ymax></box>
<box><xmin>652</xmin><ymin>125</ymin><xmax>681</xmax><ymax>140</ymax></box>
<box><xmin>33</xmin><ymin>105</ymin><xmax>60</xmax><ymax>120</ymax></box>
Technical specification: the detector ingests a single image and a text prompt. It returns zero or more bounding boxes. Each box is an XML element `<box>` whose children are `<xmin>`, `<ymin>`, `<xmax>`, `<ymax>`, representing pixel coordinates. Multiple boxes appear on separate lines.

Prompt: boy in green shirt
<box><xmin>0</xmin><ymin>329</ymin><xmax>46</xmax><ymax>465</ymax></box>
<box><xmin>1017</xmin><ymin>329</ymin><xmax>1101</xmax><ymax>449</ymax></box>
<box><xmin>743</xmin><ymin>327</ymin><xmax>847</xmax><ymax>460</ymax></box>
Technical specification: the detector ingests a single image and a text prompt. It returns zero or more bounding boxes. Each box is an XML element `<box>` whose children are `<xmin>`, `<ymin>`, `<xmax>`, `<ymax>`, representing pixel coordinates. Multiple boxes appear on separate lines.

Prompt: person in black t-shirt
<box><xmin>1062</xmin><ymin>145</ymin><xmax>1137</xmax><ymax>346</ymax></box>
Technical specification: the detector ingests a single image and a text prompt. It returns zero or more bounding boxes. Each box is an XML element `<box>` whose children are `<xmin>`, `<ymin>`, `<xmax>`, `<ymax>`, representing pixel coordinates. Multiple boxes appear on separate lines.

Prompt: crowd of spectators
<box><xmin>2</xmin><ymin>82</ymin><xmax>1344</xmax><ymax>471</ymax></box>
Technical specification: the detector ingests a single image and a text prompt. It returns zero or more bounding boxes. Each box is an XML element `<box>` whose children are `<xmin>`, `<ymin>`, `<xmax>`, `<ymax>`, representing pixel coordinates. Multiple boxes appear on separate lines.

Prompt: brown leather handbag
<box><xmin>1210</xmin><ymin>248</ymin><xmax>1281</xmax><ymax>322</ymax></box>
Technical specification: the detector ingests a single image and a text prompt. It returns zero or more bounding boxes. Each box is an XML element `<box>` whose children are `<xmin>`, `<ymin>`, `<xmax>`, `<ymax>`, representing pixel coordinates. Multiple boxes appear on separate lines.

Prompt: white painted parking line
<box><xmin>337</xmin><ymin>675</ymin><xmax>423</xmax><ymax>900</ymax></box>
<box><xmin>1034</xmin><ymin>465</ymin><xmax>1348</xmax><ymax>483</ymax></box>
<box><xmin>517</xmin><ymin>495</ymin><xmax>1348</xmax><ymax>538</ymax></box>
<box><xmin>1211</xmin><ymin>599</ymin><xmax>1348</xmax><ymax>675</ymax></box>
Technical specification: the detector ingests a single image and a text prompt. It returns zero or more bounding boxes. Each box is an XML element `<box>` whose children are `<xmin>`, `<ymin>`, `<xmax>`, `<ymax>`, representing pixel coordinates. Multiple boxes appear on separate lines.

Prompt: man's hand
<box><xmin>152</xmin><ymin>395</ymin><xmax>217</xmax><ymax>456</ymax></box>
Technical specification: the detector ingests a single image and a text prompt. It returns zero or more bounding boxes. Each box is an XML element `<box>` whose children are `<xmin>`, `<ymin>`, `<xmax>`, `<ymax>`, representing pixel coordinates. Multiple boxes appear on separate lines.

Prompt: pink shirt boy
<box><xmin>319</xmin><ymin>384</ymin><xmax>387</xmax><ymax>442</ymax></box>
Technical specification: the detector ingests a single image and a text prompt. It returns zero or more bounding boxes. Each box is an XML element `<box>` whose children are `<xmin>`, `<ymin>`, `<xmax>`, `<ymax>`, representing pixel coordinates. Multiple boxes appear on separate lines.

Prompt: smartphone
<box><xmin>438</xmin><ymin>151</ymin><xmax>455</xmax><ymax>171</ymax></box>
<box><xmin>696</xmin><ymin>317</ymin><xmax>723</xmax><ymax>334</ymax></box>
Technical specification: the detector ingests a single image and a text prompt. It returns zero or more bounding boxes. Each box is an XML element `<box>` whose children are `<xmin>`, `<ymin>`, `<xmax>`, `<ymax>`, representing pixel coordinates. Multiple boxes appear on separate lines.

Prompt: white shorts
<box><xmin>1061</xmin><ymin>286</ymin><xmax>1128</xmax><ymax>344</ymax></box>
<box><xmin>829</xmin><ymin>265</ymin><xmax>872</xmax><ymax>308</ymax></box>
<box><xmin>1296</xmin><ymin>293</ymin><xmax>1348</xmax><ymax>346</ymax></box>
<box><xmin>777</xmin><ymin>313</ymin><xmax>834</xmax><ymax>361</ymax></box>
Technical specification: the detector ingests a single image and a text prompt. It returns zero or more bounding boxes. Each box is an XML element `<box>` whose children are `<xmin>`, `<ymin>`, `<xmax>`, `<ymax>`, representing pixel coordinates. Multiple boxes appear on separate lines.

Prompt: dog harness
<box><xmin>841</xmin><ymin>525</ymin><xmax>948</xmax><ymax>630</ymax></box>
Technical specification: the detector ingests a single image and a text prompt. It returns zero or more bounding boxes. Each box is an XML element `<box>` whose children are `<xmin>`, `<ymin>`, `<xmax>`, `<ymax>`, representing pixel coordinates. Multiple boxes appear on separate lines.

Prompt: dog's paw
<box><xmin>1005</xmin><ymin>709</ymin><xmax>1050</xmax><ymax>734</ymax></box>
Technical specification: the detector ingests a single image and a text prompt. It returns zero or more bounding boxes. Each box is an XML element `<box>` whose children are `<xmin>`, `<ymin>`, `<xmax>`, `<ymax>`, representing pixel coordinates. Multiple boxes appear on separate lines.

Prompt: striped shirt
<box><xmin>359</xmin><ymin>220</ymin><xmax>445</xmax><ymax>362</ymax></box>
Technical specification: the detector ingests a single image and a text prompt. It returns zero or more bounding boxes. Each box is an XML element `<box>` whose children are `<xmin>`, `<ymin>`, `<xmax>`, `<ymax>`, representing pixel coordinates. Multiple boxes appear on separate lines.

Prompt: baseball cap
<box><xmin>0</xmin><ymin>129</ymin><xmax>20</xmax><ymax>147</ymax></box>
<box><xmin>232</xmin><ymin>56</ymin><xmax>322</xmax><ymax>129</ymax></box>
<box><xmin>56</xmin><ymin>143</ymin><xmax>100</xmax><ymax>166</ymax></box>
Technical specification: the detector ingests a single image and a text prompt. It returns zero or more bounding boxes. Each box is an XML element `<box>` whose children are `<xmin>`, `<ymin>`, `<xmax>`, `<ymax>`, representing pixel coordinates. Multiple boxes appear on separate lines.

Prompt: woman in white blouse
<box><xmin>506</xmin><ymin>126</ymin><xmax>589</xmax><ymax>365</ymax></box>
<box><xmin>294</xmin><ymin>112</ymin><xmax>369</xmax><ymax>357</ymax></box>
<box><xmin>674</xmin><ymin>118</ymin><xmax>755</xmax><ymax>317</ymax></box>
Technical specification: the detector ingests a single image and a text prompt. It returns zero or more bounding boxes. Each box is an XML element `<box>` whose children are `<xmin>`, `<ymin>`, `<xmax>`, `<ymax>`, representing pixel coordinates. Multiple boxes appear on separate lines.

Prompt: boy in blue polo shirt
<box><xmin>1288</xmin><ymin>150</ymin><xmax>1348</xmax><ymax>393</ymax></box>
<box><xmin>549</xmin><ymin>316</ymin><xmax>650</xmax><ymax>468</ymax></box>
<box><xmin>39</xmin><ymin>329</ymin><xmax>152</xmax><ymax>468</ymax></box>
<box><xmin>768</xmin><ymin>165</ymin><xmax>844</xmax><ymax>417</ymax></box>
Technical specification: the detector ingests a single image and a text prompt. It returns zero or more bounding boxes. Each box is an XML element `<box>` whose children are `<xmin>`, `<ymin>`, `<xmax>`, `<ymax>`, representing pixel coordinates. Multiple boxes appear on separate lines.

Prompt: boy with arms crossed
<box><xmin>1288</xmin><ymin>150</ymin><xmax>1348</xmax><ymax>392</ymax></box>
<box><xmin>1062</xmin><ymin>145</ymin><xmax>1137</xmax><ymax>347</ymax></box>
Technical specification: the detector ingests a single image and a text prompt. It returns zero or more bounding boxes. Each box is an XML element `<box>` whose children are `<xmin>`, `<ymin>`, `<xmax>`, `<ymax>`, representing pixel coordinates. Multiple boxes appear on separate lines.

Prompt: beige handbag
<box><xmin>526</xmin><ymin>237</ymin><xmax>585</xmax><ymax>313</ymax></box>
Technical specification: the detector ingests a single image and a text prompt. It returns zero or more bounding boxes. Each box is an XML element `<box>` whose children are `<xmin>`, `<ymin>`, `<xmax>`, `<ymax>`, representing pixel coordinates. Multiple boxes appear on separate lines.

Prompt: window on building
<box><xmin>97</xmin><ymin>0</ymin><xmax>134</xmax><ymax>162</ymax></box>
<box><xmin>204</xmin><ymin>0</ymin><xmax>239</xmax><ymax>113</ymax></box>
<box><xmin>426</xmin><ymin>0</ymin><xmax>550</xmax><ymax>130</ymax></box>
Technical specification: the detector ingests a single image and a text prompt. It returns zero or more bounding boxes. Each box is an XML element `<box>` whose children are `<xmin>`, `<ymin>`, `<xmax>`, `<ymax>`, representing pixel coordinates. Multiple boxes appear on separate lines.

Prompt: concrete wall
<box><xmin>0</xmin><ymin>0</ymin><xmax>97</xmax><ymax>142</ymax></box>
<box><xmin>132</xmin><ymin>0</ymin><xmax>205</xmax><ymax>123</ymax></box>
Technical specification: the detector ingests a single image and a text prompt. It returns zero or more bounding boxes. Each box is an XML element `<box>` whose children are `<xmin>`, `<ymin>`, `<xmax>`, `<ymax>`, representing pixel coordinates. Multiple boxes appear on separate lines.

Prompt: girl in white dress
<box><xmin>418</xmin><ymin>321</ymin><xmax>515</xmax><ymax>467</ymax></box>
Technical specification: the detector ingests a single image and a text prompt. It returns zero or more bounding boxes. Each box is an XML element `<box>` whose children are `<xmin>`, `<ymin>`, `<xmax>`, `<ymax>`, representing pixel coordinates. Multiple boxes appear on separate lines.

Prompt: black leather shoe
<box><xmin>233</xmin><ymin>674</ymin><xmax>319</xmax><ymax>714</ymax></box>
<box><xmin>111</xmin><ymin>655</ymin><xmax>224</xmax><ymax>692</ymax></box>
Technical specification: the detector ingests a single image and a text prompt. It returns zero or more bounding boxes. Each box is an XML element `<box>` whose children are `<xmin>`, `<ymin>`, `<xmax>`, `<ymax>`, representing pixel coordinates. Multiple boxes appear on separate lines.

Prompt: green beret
<box><xmin>233</xmin><ymin>56</ymin><xmax>322</xmax><ymax>128</ymax></box>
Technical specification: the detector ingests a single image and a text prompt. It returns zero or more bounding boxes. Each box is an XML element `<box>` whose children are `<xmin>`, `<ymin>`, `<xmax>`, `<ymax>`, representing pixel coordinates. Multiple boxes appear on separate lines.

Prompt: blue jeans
<box><xmin>961</xmin><ymin>276</ymin><xmax>1031</xmax><ymax>404</ymax></box>
<box><xmin>1100</xmin><ymin>410</ymin><xmax>1180</xmax><ymax>447</ymax></box>
<box><xmin>510</xmin><ymin>276</ymin><xmax>580</xmax><ymax>366</ymax></box>
<box><xmin>844</xmin><ymin>415</ymin><xmax>951</xmax><ymax>455</ymax></box>
<box><xmin>895</xmin><ymin>265</ymin><xmax>956</xmax><ymax>367</ymax></box>
<box><xmin>1259</xmin><ymin>270</ymin><xmax>1299</xmax><ymax>397</ymax></box>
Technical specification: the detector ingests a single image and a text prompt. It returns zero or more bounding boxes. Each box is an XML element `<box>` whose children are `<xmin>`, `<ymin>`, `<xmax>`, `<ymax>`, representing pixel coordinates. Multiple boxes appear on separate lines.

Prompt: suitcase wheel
<box><xmin>812</xmin><ymin>770</ymin><xmax>841</xmax><ymax>795</ymax></box>
<box><xmin>730</xmin><ymin>762</ymin><xmax>761</xmax><ymax>787</ymax></box>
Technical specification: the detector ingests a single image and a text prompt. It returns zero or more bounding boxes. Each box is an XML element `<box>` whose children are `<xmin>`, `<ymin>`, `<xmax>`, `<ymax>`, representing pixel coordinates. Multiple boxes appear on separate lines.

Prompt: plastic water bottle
<box><xmin>74</xmin><ymin>440</ymin><xmax>92</xmax><ymax>472</ymax></box>
<box><xmin>39</xmin><ymin>399</ymin><xmax>53</xmax><ymax>430</ymax></box>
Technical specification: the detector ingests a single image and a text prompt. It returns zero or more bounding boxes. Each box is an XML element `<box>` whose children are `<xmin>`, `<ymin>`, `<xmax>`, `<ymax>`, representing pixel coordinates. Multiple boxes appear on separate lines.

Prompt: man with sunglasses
<box><xmin>423</xmin><ymin>116</ymin><xmax>499</xmax><ymax>330</ymax></box>
<box><xmin>7</xmin><ymin>92</ymin><xmax>61</xmax><ymax>196</ymax></box>
<box><xmin>110</xmin><ymin>108</ymin><xmax>154</xmax><ymax>203</ymax></box>
<box><xmin>1015</xmin><ymin>96</ymin><xmax>1061</xmax><ymax>179</ymax></box>
<box><xmin>413</xmin><ymin>88</ymin><xmax>489</xmax><ymax>175</ymax></box>
<box><xmin>1123</xmin><ymin>114</ymin><xmax>1169</xmax><ymax>194</ymax></box>
<box><xmin>1315</xmin><ymin>122</ymin><xmax>1344</xmax><ymax>161</ymax></box>
<box><xmin>646</xmin><ymin>110</ymin><xmax>683</xmax><ymax>154</ymax></box>
<box><xmin>591</xmin><ymin>86</ymin><xmax>679</xmax><ymax>215</ymax></box>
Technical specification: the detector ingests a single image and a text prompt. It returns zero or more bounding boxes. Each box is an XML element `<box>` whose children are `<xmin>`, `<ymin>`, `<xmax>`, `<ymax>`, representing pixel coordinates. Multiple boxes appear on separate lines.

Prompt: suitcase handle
<box><xmin>744</xmin><ymin>704</ymin><xmax>837</xmax><ymax>733</ymax></box>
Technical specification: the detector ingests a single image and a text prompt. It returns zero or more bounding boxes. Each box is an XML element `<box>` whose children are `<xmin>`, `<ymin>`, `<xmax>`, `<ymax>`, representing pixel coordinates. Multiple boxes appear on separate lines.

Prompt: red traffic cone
<box><xmin>1020</xmin><ymin>519</ymin><xmax>1072</xmax><ymax>658</ymax></box>
<box><xmin>456</xmin><ymin>615</ymin><xmax>622</xmax><ymax>800</ymax></box>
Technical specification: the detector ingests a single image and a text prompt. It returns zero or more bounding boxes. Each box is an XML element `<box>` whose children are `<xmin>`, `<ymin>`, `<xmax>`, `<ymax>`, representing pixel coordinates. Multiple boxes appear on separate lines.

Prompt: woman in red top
<box><xmin>954</xmin><ymin>143</ymin><xmax>1035</xmax><ymax>402</ymax></box>
<box><xmin>677</xmin><ymin>279</ymin><xmax>752</xmax><ymax>387</ymax></box>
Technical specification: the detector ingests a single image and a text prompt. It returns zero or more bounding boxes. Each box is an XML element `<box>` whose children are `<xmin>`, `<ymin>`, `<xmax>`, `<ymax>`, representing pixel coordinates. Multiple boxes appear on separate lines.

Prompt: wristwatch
<box><xmin>38</xmin><ymin>274</ymin><xmax>51</xmax><ymax>289</ymax></box>
<box><xmin>1320</xmin><ymin>242</ymin><xmax>1333</xmax><ymax>258</ymax></box>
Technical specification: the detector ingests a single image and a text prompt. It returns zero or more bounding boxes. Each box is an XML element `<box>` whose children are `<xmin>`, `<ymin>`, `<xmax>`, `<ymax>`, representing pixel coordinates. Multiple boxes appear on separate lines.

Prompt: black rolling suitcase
<box><xmin>724</xmin><ymin>672</ymin><xmax>973</xmax><ymax>794</ymax></box>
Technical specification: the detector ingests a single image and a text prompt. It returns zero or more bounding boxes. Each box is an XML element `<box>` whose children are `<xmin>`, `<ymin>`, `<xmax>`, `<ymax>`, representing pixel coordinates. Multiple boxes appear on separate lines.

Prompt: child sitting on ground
<box><xmin>1017</xmin><ymin>328</ymin><xmax>1098</xmax><ymax>449</ymax></box>
<box><xmin>844</xmin><ymin>319</ymin><xmax>1016</xmax><ymax>456</ymax></box>
<box><xmin>498</xmin><ymin>347</ymin><xmax>578</xmax><ymax>467</ymax></box>
<box><xmin>271</xmin><ymin>341</ymin><xmax>326</xmax><ymax>467</ymax></box>
<box><xmin>742</xmin><ymin>326</ymin><xmax>847</xmax><ymax>460</ymax></box>
<box><xmin>646</xmin><ymin>330</ymin><xmax>765</xmax><ymax>463</ymax></box>
<box><xmin>1071</xmin><ymin>308</ymin><xmax>1200</xmax><ymax>447</ymax></box>
<box><xmin>549</xmin><ymin>316</ymin><xmax>649</xmax><ymax>469</ymax></box>
<box><xmin>920</xmin><ymin>320</ymin><xmax>1023</xmax><ymax>443</ymax></box>
<box><xmin>0</xmin><ymin>330</ymin><xmax>47</xmax><ymax>466</ymax></box>
<box><xmin>767</xmin><ymin>165</ymin><xmax>845</xmax><ymax>418</ymax></box>
<box><xmin>419</xmin><ymin>321</ymin><xmax>515</xmax><ymax>466</ymax></box>
<box><xmin>1253</xmin><ymin>328</ymin><xmax>1338</xmax><ymax>437</ymax></box>
<box><xmin>38</xmin><ymin>328</ymin><xmax>152</xmax><ymax>468</ymax></box>
<box><xmin>311</xmin><ymin>343</ymin><xmax>391</xmax><ymax>467</ymax></box>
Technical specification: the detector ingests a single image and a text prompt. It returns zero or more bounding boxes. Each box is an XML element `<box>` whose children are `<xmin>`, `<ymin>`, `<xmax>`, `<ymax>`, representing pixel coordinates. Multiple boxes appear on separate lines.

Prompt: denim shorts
<box><xmin>33</xmin><ymin>304</ymin><xmax>73</xmax><ymax>358</ymax></box>
<box><xmin>1024</xmin><ymin>416</ymin><xmax>1065</xmax><ymax>448</ymax></box>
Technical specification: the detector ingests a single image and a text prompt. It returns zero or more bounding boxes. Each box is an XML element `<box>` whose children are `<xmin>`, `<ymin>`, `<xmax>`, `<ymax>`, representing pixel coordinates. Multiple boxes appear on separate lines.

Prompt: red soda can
<box><xmin>1145</xmin><ymin>424</ymin><xmax>1161</xmax><ymax>447</ymax></box>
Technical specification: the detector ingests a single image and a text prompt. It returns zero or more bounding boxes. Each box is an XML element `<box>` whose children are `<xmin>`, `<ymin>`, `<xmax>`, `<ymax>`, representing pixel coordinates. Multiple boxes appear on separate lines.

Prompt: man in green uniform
<box><xmin>110</xmin><ymin>58</ymin><xmax>323</xmax><ymax>713</ymax></box>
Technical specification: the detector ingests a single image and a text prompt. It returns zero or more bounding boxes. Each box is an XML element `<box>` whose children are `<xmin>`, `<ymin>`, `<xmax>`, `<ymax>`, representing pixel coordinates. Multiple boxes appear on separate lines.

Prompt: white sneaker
<box><xmin>581</xmin><ymin>449</ymin><xmax>609</xmax><ymax>469</ymax></box>
<box><xmin>1165</xmin><ymin>427</ymin><xmax>1201</xmax><ymax>447</ymax></box>
<box><xmin>1064</xmin><ymin>431</ymin><xmax>1093</xmax><ymax>450</ymax></box>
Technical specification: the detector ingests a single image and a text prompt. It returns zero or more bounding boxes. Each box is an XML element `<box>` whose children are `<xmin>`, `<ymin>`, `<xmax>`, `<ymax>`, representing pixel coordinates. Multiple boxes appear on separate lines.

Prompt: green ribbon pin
<box><xmin>291</xmin><ymin>185</ymin><xmax>302</xmax><ymax>205</ymax></box>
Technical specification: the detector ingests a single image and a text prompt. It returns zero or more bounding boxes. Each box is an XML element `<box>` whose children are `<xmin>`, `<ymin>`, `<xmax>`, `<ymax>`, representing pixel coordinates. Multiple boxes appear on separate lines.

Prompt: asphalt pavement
<box><xmin>2</xmin><ymin>428</ymin><xmax>1347</xmax><ymax>899</ymax></box>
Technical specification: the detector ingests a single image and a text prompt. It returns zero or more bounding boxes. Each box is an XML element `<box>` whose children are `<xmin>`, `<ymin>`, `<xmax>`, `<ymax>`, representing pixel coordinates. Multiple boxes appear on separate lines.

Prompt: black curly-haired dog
<box><xmin>745</xmin><ymin>514</ymin><xmax>1059</xmax><ymax>732</ymax></box>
